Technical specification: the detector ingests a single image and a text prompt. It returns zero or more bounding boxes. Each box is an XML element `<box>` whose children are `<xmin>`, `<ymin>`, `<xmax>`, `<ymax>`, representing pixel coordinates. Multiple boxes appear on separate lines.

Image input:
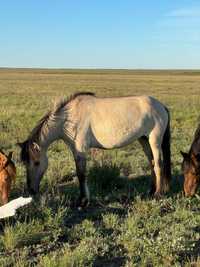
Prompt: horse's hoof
<box><xmin>77</xmin><ymin>197</ymin><xmax>89</xmax><ymax>210</ymax></box>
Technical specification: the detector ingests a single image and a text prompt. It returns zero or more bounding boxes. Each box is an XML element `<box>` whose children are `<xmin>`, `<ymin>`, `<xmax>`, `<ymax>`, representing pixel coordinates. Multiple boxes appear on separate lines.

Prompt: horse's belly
<box><xmin>91</xmin><ymin>123</ymin><xmax>145</xmax><ymax>149</ymax></box>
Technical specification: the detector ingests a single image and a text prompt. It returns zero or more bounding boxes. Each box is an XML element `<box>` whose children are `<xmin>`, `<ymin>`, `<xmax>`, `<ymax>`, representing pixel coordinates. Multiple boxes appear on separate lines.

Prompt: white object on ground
<box><xmin>0</xmin><ymin>197</ymin><xmax>32</xmax><ymax>219</ymax></box>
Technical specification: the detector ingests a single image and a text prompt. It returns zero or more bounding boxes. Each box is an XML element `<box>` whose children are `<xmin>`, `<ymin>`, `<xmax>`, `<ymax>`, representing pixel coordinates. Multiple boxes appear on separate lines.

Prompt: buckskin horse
<box><xmin>18</xmin><ymin>92</ymin><xmax>171</xmax><ymax>207</ymax></box>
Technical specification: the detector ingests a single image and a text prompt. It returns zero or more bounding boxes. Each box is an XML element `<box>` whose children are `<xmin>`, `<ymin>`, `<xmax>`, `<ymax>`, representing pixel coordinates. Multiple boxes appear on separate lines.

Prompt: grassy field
<box><xmin>0</xmin><ymin>68</ymin><xmax>200</xmax><ymax>266</ymax></box>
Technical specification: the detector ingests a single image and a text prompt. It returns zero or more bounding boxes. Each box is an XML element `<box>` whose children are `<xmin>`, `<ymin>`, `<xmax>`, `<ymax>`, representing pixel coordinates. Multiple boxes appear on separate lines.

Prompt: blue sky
<box><xmin>0</xmin><ymin>1</ymin><xmax>200</xmax><ymax>69</ymax></box>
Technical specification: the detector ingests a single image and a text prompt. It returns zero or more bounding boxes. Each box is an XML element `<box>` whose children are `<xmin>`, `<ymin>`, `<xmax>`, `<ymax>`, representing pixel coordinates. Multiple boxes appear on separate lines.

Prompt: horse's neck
<box><xmin>38</xmin><ymin>119</ymin><xmax>64</xmax><ymax>150</ymax></box>
<box><xmin>37</xmin><ymin>105</ymin><xmax>76</xmax><ymax>151</ymax></box>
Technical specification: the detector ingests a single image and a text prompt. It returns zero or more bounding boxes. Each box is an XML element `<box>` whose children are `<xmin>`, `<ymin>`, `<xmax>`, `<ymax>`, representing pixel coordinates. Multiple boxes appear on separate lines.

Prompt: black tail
<box><xmin>162</xmin><ymin>107</ymin><xmax>171</xmax><ymax>192</ymax></box>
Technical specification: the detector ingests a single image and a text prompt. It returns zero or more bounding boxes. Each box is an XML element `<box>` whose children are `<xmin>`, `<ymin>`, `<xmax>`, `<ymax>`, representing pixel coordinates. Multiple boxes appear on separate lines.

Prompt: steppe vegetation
<box><xmin>0</xmin><ymin>69</ymin><xmax>200</xmax><ymax>266</ymax></box>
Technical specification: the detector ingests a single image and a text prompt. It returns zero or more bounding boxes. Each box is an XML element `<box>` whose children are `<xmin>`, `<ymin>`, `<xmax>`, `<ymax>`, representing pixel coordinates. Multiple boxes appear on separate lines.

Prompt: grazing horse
<box><xmin>18</xmin><ymin>92</ymin><xmax>171</xmax><ymax>206</ymax></box>
<box><xmin>181</xmin><ymin>124</ymin><xmax>200</xmax><ymax>196</ymax></box>
<box><xmin>0</xmin><ymin>150</ymin><xmax>16</xmax><ymax>205</ymax></box>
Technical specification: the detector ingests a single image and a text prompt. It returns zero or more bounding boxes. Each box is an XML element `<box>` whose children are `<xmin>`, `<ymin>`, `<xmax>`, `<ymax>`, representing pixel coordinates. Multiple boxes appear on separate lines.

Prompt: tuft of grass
<box><xmin>1</xmin><ymin>221</ymin><xmax>45</xmax><ymax>250</ymax></box>
<box><xmin>39</xmin><ymin>243</ymin><xmax>97</xmax><ymax>267</ymax></box>
<box><xmin>88</xmin><ymin>162</ymin><xmax>122</xmax><ymax>195</ymax></box>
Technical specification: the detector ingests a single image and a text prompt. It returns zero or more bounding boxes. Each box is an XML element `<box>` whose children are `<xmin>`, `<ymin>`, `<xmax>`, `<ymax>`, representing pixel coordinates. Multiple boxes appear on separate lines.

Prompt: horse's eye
<box><xmin>34</xmin><ymin>161</ymin><xmax>40</xmax><ymax>166</ymax></box>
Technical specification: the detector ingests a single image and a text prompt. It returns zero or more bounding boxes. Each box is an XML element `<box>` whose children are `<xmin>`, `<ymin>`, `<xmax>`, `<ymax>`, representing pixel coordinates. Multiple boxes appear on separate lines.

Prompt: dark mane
<box><xmin>55</xmin><ymin>91</ymin><xmax>95</xmax><ymax>114</ymax></box>
<box><xmin>29</xmin><ymin>112</ymin><xmax>51</xmax><ymax>141</ymax></box>
<box><xmin>27</xmin><ymin>91</ymin><xmax>95</xmax><ymax>142</ymax></box>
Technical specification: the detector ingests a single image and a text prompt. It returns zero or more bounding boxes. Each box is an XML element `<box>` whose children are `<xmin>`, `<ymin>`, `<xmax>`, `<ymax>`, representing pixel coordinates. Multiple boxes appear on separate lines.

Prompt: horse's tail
<box><xmin>162</xmin><ymin>107</ymin><xmax>171</xmax><ymax>192</ymax></box>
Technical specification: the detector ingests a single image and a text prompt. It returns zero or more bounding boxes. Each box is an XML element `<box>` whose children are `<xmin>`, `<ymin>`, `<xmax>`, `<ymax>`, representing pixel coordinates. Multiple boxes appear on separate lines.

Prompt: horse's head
<box><xmin>181</xmin><ymin>151</ymin><xmax>200</xmax><ymax>196</ymax></box>
<box><xmin>18</xmin><ymin>140</ymin><xmax>48</xmax><ymax>195</ymax></box>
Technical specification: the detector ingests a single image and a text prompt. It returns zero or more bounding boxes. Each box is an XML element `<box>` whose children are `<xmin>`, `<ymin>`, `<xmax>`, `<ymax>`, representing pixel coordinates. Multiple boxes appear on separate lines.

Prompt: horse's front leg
<box><xmin>149</xmin><ymin>136</ymin><xmax>163</xmax><ymax>198</ymax></box>
<box><xmin>73</xmin><ymin>152</ymin><xmax>89</xmax><ymax>208</ymax></box>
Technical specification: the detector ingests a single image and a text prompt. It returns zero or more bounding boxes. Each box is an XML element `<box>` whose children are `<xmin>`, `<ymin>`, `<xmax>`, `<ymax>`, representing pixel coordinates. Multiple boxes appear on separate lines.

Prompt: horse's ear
<box><xmin>0</xmin><ymin>152</ymin><xmax>7</xmax><ymax>171</ymax></box>
<box><xmin>180</xmin><ymin>151</ymin><xmax>189</xmax><ymax>159</ymax></box>
<box><xmin>29</xmin><ymin>142</ymin><xmax>41</xmax><ymax>160</ymax></box>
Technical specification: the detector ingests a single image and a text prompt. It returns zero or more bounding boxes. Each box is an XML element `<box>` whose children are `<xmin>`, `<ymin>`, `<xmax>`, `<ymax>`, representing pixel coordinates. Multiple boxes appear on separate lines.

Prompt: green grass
<box><xmin>0</xmin><ymin>69</ymin><xmax>200</xmax><ymax>266</ymax></box>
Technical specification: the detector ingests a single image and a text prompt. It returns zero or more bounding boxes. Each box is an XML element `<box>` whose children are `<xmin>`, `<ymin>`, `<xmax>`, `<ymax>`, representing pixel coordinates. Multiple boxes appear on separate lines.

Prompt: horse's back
<box><xmin>91</xmin><ymin>95</ymin><xmax>167</xmax><ymax>126</ymax></box>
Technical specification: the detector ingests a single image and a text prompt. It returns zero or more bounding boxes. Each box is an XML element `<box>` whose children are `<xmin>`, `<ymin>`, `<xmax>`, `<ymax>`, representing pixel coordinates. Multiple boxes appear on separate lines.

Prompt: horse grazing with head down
<box><xmin>18</xmin><ymin>92</ymin><xmax>171</xmax><ymax>207</ymax></box>
<box><xmin>181</xmin><ymin>124</ymin><xmax>200</xmax><ymax>196</ymax></box>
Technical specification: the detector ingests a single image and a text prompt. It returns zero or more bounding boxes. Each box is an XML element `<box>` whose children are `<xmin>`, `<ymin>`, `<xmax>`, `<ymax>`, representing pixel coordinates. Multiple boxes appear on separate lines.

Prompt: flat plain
<box><xmin>0</xmin><ymin>69</ymin><xmax>200</xmax><ymax>266</ymax></box>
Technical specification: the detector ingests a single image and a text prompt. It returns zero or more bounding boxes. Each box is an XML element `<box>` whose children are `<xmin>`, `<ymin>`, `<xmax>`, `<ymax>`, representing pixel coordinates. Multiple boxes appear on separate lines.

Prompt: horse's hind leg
<box><xmin>148</xmin><ymin>132</ymin><xmax>164</xmax><ymax>197</ymax></box>
<box><xmin>73</xmin><ymin>151</ymin><xmax>89</xmax><ymax>208</ymax></box>
<box><xmin>139</xmin><ymin>136</ymin><xmax>156</xmax><ymax>194</ymax></box>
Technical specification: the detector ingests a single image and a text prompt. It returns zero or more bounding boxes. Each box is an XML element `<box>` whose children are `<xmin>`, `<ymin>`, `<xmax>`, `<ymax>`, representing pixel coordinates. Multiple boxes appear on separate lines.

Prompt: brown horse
<box><xmin>0</xmin><ymin>150</ymin><xmax>16</xmax><ymax>205</ymax></box>
<box><xmin>181</xmin><ymin>124</ymin><xmax>200</xmax><ymax>196</ymax></box>
<box><xmin>18</xmin><ymin>92</ymin><xmax>171</xmax><ymax>207</ymax></box>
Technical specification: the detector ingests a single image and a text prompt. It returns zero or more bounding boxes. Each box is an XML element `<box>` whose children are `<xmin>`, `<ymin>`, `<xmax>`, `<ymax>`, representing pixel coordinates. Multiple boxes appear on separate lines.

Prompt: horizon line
<box><xmin>0</xmin><ymin>67</ymin><xmax>200</xmax><ymax>71</ymax></box>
